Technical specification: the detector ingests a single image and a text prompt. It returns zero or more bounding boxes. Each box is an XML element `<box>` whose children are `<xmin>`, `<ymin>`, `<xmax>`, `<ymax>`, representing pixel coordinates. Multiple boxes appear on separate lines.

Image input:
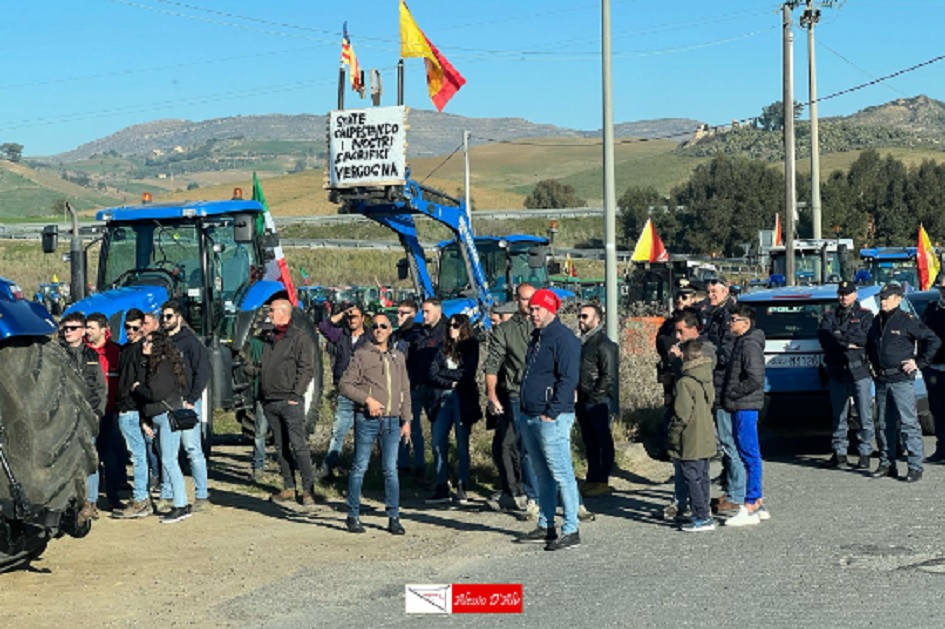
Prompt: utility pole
<box><xmin>602</xmin><ymin>0</ymin><xmax>619</xmax><ymax>350</ymax></box>
<box><xmin>802</xmin><ymin>1</ymin><xmax>822</xmax><ymax>239</ymax></box>
<box><xmin>783</xmin><ymin>3</ymin><xmax>797</xmax><ymax>286</ymax></box>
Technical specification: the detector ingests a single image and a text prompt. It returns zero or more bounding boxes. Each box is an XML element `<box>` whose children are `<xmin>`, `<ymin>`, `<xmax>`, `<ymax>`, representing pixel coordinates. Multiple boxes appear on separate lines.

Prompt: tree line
<box><xmin>617</xmin><ymin>149</ymin><xmax>945</xmax><ymax>257</ymax></box>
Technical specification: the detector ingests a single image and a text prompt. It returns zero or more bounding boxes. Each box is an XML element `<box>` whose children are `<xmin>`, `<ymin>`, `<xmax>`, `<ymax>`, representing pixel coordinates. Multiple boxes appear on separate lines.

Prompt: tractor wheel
<box><xmin>0</xmin><ymin>338</ymin><xmax>98</xmax><ymax>573</ymax></box>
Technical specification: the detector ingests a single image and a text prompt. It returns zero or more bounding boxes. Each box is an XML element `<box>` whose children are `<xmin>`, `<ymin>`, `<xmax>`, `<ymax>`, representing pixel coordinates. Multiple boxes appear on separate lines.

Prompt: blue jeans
<box><xmin>399</xmin><ymin>387</ymin><xmax>435</xmax><ymax>470</ymax></box>
<box><xmin>161</xmin><ymin>400</ymin><xmax>208</xmax><ymax>501</ymax></box>
<box><xmin>153</xmin><ymin>412</ymin><xmax>188</xmax><ymax>508</ymax></box>
<box><xmin>520</xmin><ymin>413</ymin><xmax>580</xmax><ymax>536</ymax></box>
<box><xmin>347</xmin><ymin>415</ymin><xmax>401</xmax><ymax>519</ymax></box>
<box><xmin>324</xmin><ymin>395</ymin><xmax>355</xmax><ymax>471</ymax></box>
<box><xmin>252</xmin><ymin>401</ymin><xmax>269</xmax><ymax>471</ymax></box>
<box><xmin>732</xmin><ymin>410</ymin><xmax>762</xmax><ymax>503</ymax></box>
<box><xmin>181</xmin><ymin>399</ymin><xmax>208</xmax><ymax>500</ymax></box>
<box><xmin>118</xmin><ymin>410</ymin><xmax>149</xmax><ymax>502</ymax></box>
<box><xmin>431</xmin><ymin>389</ymin><xmax>470</xmax><ymax>487</ymax></box>
<box><xmin>512</xmin><ymin>397</ymin><xmax>539</xmax><ymax>502</ymax></box>
<box><xmin>876</xmin><ymin>379</ymin><xmax>924</xmax><ymax>472</ymax></box>
<box><xmin>827</xmin><ymin>376</ymin><xmax>875</xmax><ymax>457</ymax></box>
<box><xmin>86</xmin><ymin>433</ymin><xmax>99</xmax><ymax>506</ymax></box>
<box><xmin>715</xmin><ymin>408</ymin><xmax>746</xmax><ymax>505</ymax></box>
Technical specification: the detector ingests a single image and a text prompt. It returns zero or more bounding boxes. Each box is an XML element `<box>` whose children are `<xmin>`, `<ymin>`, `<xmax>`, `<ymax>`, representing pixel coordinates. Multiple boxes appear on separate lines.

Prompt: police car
<box><xmin>737</xmin><ymin>284</ymin><xmax>931</xmax><ymax>431</ymax></box>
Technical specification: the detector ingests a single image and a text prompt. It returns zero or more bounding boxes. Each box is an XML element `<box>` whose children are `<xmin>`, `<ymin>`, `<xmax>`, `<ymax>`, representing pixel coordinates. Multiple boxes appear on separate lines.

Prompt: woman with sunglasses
<box><xmin>133</xmin><ymin>331</ymin><xmax>191</xmax><ymax>524</ymax></box>
<box><xmin>426</xmin><ymin>314</ymin><xmax>482</xmax><ymax>505</ymax></box>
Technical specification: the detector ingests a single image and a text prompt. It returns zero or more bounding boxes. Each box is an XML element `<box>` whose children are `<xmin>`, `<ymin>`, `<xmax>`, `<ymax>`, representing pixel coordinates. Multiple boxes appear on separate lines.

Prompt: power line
<box><xmin>473</xmin><ymin>52</ymin><xmax>945</xmax><ymax>148</ymax></box>
<box><xmin>418</xmin><ymin>143</ymin><xmax>465</xmax><ymax>185</ymax></box>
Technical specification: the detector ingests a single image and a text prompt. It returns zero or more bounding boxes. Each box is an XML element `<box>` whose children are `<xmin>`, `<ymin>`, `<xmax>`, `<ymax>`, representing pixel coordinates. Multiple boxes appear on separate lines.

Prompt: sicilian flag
<box><xmin>917</xmin><ymin>223</ymin><xmax>941</xmax><ymax>290</ymax></box>
<box><xmin>774</xmin><ymin>213</ymin><xmax>783</xmax><ymax>246</ymax></box>
<box><xmin>631</xmin><ymin>218</ymin><xmax>669</xmax><ymax>263</ymax></box>
<box><xmin>341</xmin><ymin>22</ymin><xmax>365</xmax><ymax>97</ymax></box>
<box><xmin>253</xmin><ymin>173</ymin><xmax>299</xmax><ymax>307</ymax></box>
<box><xmin>399</xmin><ymin>1</ymin><xmax>466</xmax><ymax>111</ymax></box>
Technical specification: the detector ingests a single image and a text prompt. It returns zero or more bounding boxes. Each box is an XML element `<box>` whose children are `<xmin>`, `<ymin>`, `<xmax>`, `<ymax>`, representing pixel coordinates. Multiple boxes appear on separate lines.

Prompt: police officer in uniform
<box><xmin>866</xmin><ymin>283</ymin><xmax>941</xmax><ymax>482</ymax></box>
<box><xmin>817</xmin><ymin>280</ymin><xmax>875</xmax><ymax>469</ymax></box>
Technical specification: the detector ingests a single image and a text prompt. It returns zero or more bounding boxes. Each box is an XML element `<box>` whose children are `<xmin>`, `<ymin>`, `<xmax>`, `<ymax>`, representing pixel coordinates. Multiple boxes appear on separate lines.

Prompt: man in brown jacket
<box><xmin>339</xmin><ymin>313</ymin><xmax>412</xmax><ymax>535</ymax></box>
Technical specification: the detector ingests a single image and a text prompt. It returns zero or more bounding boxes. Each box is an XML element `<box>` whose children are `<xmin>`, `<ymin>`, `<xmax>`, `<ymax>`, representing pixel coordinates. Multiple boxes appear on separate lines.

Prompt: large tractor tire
<box><xmin>0</xmin><ymin>338</ymin><xmax>98</xmax><ymax>573</ymax></box>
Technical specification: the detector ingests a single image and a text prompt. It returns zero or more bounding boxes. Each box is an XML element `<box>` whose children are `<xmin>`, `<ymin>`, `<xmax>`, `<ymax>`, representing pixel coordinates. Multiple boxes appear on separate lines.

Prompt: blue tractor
<box><xmin>436</xmin><ymin>234</ymin><xmax>575</xmax><ymax>306</ymax></box>
<box><xmin>0</xmin><ymin>277</ymin><xmax>96</xmax><ymax>572</ymax></box>
<box><xmin>857</xmin><ymin>247</ymin><xmax>920</xmax><ymax>291</ymax></box>
<box><xmin>42</xmin><ymin>195</ymin><xmax>324</xmax><ymax>456</ymax></box>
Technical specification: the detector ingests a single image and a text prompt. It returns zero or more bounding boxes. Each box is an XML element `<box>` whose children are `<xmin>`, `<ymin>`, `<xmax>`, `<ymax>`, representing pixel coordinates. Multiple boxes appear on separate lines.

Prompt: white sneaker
<box><xmin>725</xmin><ymin>505</ymin><xmax>760</xmax><ymax>527</ymax></box>
<box><xmin>524</xmin><ymin>499</ymin><xmax>540</xmax><ymax>520</ymax></box>
<box><xmin>755</xmin><ymin>505</ymin><xmax>771</xmax><ymax>521</ymax></box>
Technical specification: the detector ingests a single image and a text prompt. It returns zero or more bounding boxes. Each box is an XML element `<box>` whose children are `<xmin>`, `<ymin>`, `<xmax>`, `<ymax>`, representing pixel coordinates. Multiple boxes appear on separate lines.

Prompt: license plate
<box><xmin>766</xmin><ymin>353</ymin><xmax>822</xmax><ymax>368</ymax></box>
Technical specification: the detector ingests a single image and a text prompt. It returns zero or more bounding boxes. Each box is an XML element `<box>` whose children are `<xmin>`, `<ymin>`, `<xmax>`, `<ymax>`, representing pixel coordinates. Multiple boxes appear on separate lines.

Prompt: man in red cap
<box><xmin>514</xmin><ymin>289</ymin><xmax>583</xmax><ymax>551</ymax></box>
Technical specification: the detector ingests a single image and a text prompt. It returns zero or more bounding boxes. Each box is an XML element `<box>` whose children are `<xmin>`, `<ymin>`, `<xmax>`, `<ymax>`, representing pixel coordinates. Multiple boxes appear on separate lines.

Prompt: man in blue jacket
<box><xmin>515</xmin><ymin>289</ymin><xmax>582</xmax><ymax>551</ymax></box>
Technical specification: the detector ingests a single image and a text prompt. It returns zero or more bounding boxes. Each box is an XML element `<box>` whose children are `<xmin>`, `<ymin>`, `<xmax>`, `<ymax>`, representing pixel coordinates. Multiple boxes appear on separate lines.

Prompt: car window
<box><xmin>751</xmin><ymin>299</ymin><xmax>835</xmax><ymax>340</ymax></box>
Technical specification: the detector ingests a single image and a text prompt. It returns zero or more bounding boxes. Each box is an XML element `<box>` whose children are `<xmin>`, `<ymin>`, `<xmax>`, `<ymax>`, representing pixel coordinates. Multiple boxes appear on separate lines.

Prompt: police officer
<box><xmin>866</xmin><ymin>283</ymin><xmax>941</xmax><ymax>482</ymax></box>
<box><xmin>817</xmin><ymin>280</ymin><xmax>875</xmax><ymax>469</ymax></box>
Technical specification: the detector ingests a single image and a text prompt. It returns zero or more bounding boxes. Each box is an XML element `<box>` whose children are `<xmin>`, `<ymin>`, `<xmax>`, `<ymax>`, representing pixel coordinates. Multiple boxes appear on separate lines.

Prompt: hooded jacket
<box><xmin>339</xmin><ymin>343</ymin><xmax>412</xmax><ymax>421</ymax></box>
<box><xmin>667</xmin><ymin>355</ymin><xmax>717</xmax><ymax>461</ymax></box>
<box><xmin>722</xmin><ymin>326</ymin><xmax>766</xmax><ymax>412</ymax></box>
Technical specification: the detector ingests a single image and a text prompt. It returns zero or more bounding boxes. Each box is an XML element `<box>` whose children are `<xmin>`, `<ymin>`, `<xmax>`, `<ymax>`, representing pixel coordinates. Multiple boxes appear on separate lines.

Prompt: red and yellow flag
<box><xmin>917</xmin><ymin>223</ymin><xmax>940</xmax><ymax>290</ymax></box>
<box><xmin>631</xmin><ymin>218</ymin><xmax>669</xmax><ymax>263</ymax></box>
<box><xmin>774</xmin><ymin>213</ymin><xmax>783</xmax><ymax>247</ymax></box>
<box><xmin>341</xmin><ymin>22</ymin><xmax>365</xmax><ymax>97</ymax></box>
<box><xmin>399</xmin><ymin>1</ymin><xmax>466</xmax><ymax>111</ymax></box>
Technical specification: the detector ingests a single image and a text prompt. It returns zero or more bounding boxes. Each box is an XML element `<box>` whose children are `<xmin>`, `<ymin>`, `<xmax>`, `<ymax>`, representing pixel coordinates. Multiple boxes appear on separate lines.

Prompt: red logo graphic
<box><xmin>451</xmin><ymin>584</ymin><xmax>523</xmax><ymax>614</ymax></box>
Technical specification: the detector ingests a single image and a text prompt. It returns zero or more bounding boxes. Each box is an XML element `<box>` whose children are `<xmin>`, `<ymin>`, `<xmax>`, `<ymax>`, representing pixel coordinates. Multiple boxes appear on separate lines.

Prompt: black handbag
<box><xmin>162</xmin><ymin>401</ymin><xmax>199</xmax><ymax>432</ymax></box>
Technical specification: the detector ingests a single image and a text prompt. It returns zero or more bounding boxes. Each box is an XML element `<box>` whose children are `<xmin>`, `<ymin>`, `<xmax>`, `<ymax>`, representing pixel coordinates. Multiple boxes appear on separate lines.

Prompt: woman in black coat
<box><xmin>134</xmin><ymin>330</ymin><xmax>190</xmax><ymax>524</ymax></box>
<box><xmin>425</xmin><ymin>314</ymin><xmax>481</xmax><ymax>505</ymax></box>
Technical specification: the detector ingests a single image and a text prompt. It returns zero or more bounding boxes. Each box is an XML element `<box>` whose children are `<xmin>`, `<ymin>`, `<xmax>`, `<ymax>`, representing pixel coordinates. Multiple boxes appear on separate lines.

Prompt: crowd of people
<box><xmin>64</xmin><ymin>286</ymin><xmax>619</xmax><ymax>551</ymax></box>
<box><xmin>656</xmin><ymin>275</ymin><xmax>944</xmax><ymax>532</ymax></box>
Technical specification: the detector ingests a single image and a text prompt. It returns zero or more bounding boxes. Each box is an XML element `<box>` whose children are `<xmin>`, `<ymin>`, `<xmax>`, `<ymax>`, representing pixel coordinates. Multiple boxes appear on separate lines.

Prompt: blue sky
<box><xmin>2</xmin><ymin>0</ymin><xmax>943</xmax><ymax>156</ymax></box>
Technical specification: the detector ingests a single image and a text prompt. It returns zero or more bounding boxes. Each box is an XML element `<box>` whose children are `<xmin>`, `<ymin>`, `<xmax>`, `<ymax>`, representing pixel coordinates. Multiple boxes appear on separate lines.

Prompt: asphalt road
<box><xmin>210</xmin><ymin>434</ymin><xmax>945</xmax><ymax>628</ymax></box>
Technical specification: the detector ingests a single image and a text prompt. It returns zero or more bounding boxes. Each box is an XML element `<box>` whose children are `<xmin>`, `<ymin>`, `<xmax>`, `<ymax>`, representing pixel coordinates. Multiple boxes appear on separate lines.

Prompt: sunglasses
<box><xmin>124</xmin><ymin>324</ymin><xmax>141</xmax><ymax>332</ymax></box>
<box><xmin>729</xmin><ymin>317</ymin><xmax>748</xmax><ymax>324</ymax></box>
<box><xmin>61</xmin><ymin>325</ymin><xmax>83</xmax><ymax>332</ymax></box>
<box><xmin>162</xmin><ymin>314</ymin><xmax>176</xmax><ymax>321</ymax></box>
<box><xmin>449</xmin><ymin>322</ymin><xmax>463</xmax><ymax>329</ymax></box>
<box><xmin>579</xmin><ymin>314</ymin><xmax>593</xmax><ymax>320</ymax></box>
<box><xmin>372</xmin><ymin>323</ymin><xmax>390</xmax><ymax>330</ymax></box>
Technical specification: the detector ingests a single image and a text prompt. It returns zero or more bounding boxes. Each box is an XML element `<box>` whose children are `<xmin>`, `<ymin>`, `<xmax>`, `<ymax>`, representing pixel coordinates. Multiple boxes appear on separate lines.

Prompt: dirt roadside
<box><xmin>1</xmin><ymin>442</ymin><xmax>671</xmax><ymax>628</ymax></box>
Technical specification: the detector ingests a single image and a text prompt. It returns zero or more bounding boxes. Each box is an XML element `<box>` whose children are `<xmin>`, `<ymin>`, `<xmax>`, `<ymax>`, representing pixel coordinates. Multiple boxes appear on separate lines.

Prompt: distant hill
<box><xmin>680</xmin><ymin>95</ymin><xmax>945</xmax><ymax>160</ymax></box>
<box><xmin>49</xmin><ymin>111</ymin><xmax>703</xmax><ymax>161</ymax></box>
